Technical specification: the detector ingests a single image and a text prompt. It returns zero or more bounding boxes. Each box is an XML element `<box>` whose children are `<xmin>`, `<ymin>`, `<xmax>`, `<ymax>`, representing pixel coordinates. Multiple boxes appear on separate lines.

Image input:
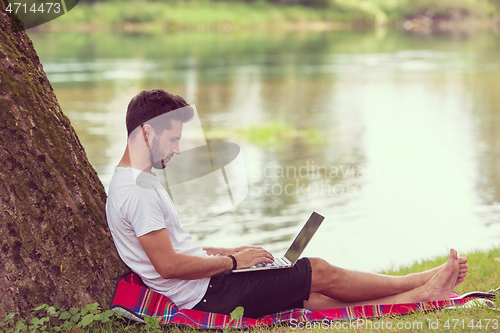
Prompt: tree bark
<box><xmin>0</xmin><ymin>1</ymin><xmax>128</xmax><ymax>315</ymax></box>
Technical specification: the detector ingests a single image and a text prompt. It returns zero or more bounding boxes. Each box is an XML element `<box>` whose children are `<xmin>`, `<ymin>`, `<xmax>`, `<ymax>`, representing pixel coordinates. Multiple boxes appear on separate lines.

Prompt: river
<box><xmin>27</xmin><ymin>29</ymin><xmax>500</xmax><ymax>272</ymax></box>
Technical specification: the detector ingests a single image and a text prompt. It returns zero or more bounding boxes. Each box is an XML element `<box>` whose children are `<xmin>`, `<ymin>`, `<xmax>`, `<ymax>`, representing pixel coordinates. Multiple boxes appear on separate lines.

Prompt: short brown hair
<box><xmin>126</xmin><ymin>89</ymin><xmax>194</xmax><ymax>136</ymax></box>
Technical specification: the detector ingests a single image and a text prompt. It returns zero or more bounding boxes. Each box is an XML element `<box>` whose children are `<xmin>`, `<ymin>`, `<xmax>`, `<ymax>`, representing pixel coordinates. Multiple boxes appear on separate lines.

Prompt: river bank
<box><xmin>33</xmin><ymin>0</ymin><xmax>500</xmax><ymax>33</ymax></box>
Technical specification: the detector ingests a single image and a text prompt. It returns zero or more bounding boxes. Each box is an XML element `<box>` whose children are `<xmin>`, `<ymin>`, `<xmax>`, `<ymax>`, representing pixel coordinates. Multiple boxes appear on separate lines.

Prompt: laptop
<box><xmin>232</xmin><ymin>212</ymin><xmax>324</xmax><ymax>273</ymax></box>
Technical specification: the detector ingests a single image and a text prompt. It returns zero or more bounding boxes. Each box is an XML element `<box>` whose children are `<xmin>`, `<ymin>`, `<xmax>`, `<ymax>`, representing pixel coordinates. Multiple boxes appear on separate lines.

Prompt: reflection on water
<box><xmin>28</xmin><ymin>30</ymin><xmax>500</xmax><ymax>272</ymax></box>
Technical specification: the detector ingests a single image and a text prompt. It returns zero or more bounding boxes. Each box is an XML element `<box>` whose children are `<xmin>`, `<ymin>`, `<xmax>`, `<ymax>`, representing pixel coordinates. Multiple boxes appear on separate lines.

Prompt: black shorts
<box><xmin>192</xmin><ymin>257</ymin><xmax>312</xmax><ymax>318</ymax></box>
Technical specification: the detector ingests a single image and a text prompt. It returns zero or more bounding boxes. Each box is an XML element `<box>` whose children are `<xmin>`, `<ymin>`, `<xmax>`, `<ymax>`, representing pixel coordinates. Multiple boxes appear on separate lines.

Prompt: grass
<box><xmin>2</xmin><ymin>247</ymin><xmax>499</xmax><ymax>332</ymax></box>
<box><xmin>382</xmin><ymin>247</ymin><xmax>500</xmax><ymax>295</ymax></box>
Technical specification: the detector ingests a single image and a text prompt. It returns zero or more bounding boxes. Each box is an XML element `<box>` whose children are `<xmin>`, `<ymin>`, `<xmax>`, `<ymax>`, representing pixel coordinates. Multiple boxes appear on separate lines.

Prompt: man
<box><xmin>106</xmin><ymin>89</ymin><xmax>468</xmax><ymax>319</ymax></box>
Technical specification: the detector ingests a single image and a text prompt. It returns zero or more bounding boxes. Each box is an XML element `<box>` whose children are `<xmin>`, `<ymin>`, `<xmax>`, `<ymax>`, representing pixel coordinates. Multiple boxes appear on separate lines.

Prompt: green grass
<box><xmin>3</xmin><ymin>247</ymin><xmax>499</xmax><ymax>332</ymax></box>
<box><xmin>381</xmin><ymin>247</ymin><xmax>500</xmax><ymax>295</ymax></box>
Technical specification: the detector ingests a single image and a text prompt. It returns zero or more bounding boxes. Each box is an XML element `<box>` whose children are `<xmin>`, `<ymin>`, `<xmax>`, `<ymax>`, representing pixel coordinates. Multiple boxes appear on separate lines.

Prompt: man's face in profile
<box><xmin>149</xmin><ymin>119</ymin><xmax>183</xmax><ymax>169</ymax></box>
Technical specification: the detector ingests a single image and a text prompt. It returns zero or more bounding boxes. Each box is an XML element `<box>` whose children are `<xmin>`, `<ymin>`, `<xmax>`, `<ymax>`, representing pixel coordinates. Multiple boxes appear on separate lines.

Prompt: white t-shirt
<box><xmin>105</xmin><ymin>167</ymin><xmax>210</xmax><ymax>309</ymax></box>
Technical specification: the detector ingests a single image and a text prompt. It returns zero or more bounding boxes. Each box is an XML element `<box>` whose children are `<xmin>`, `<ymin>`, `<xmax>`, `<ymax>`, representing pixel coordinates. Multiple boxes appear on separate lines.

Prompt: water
<box><xmin>28</xmin><ymin>29</ymin><xmax>500</xmax><ymax>272</ymax></box>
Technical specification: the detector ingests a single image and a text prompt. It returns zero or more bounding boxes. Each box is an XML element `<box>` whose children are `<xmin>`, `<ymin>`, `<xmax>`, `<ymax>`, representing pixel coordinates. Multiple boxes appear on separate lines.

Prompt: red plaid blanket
<box><xmin>109</xmin><ymin>272</ymin><xmax>489</xmax><ymax>329</ymax></box>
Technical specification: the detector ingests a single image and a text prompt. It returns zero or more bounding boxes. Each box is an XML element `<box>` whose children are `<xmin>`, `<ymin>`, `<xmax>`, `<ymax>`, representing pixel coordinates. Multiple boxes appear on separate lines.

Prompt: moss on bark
<box><xmin>0</xmin><ymin>0</ymin><xmax>128</xmax><ymax>316</ymax></box>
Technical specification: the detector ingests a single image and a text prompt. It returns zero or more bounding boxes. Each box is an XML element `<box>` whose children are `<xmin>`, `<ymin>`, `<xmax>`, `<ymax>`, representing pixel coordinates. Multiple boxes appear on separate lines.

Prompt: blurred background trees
<box><xmin>49</xmin><ymin>0</ymin><xmax>500</xmax><ymax>32</ymax></box>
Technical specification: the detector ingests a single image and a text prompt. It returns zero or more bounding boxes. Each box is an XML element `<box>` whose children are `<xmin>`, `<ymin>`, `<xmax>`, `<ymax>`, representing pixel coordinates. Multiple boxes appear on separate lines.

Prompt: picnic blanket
<box><xmin>109</xmin><ymin>271</ymin><xmax>496</xmax><ymax>329</ymax></box>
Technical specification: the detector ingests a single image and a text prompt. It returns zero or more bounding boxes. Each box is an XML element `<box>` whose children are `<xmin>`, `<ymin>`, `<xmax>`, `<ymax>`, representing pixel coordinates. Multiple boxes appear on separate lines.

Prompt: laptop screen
<box><xmin>284</xmin><ymin>212</ymin><xmax>324</xmax><ymax>263</ymax></box>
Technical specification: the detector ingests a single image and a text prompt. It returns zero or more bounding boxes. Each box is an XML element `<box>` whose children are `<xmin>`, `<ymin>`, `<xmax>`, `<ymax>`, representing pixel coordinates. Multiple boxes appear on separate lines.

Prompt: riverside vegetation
<box><xmin>39</xmin><ymin>0</ymin><xmax>500</xmax><ymax>32</ymax></box>
<box><xmin>1</xmin><ymin>247</ymin><xmax>499</xmax><ymax>332</ymax></box>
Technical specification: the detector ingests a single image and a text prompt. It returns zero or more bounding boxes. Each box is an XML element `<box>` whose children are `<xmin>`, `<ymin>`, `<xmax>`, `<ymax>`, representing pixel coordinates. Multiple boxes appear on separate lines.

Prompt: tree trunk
<box><xmin>0</xmin><ymin>1</ymin><xmax>128</xmax><ymax>315</ymax></box>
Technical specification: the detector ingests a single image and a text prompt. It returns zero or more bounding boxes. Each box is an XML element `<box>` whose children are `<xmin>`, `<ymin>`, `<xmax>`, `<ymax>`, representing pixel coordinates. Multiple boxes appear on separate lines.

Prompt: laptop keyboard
<box><xmin>255</xmin><ymin>262</ymin><xmax>274</xmax><ymax>268</ymax></box>
<box><xmin>255</xmin><ymin>257</ymin><xmax>288</xmax><ymax>268</ymax></box>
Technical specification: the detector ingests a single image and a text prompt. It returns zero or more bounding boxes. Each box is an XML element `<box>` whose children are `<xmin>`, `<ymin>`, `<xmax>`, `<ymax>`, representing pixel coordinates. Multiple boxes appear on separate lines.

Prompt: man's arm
<box><xmin>203</xmin><ymin>246</ymin><xmax>262</xmax><ymax>256</ymax></box>
<box><xmin>139</xmin><ymin>229</ymin><xmax>273</xmax><ymax>280</ymax></box>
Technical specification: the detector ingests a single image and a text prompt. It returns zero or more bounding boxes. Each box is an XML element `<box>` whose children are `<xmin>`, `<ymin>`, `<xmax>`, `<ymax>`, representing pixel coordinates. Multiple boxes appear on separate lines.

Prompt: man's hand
<box><xmin>203</xmin><ymin>246</ymin><xmax>274</xmax><ymax>269</ymax></box>
<box><xmin>232</xmin><ymin>247</ymin><xmax>274</xmax><ymax>269</ymax></box>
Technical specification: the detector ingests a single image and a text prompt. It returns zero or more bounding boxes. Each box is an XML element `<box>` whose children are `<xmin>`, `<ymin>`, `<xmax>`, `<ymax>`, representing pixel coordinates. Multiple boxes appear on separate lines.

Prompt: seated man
<box><xmin>105</xmin><ymin>89</ymin><xmax>468</xmax><ymax>319</ymax></box>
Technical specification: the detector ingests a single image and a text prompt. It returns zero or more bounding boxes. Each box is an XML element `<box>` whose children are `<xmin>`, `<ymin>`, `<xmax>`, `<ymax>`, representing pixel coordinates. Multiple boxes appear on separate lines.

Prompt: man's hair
<box><xmin>126</xmin><ymin>89</ymin><xmax>194</xmax><ymax>137</ymax></box>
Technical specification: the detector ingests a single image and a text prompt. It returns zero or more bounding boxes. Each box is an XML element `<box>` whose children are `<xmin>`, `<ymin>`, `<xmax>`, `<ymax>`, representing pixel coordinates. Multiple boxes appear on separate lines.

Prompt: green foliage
<box><xmin>0</xmin><ymin>303</ymin><xmax>245</xmax><ymax>332</ymax></box>
<box><xmin>42</xmin><ymin>0</ymin><xmax>374</xmax><ymax>31</ymax></box>
<box><xmin>333</xmin><ymin>0</ymin><xmax>389</xmax><ymax>25</ymax></box>
<box><xmin>235</xmin><ymin>120</ymin><xmax>295</xmax><ymax>146</ymax></box>
<box><xmin>44</xmin><ymin>0</ymin><xmax>500</xmax><ymax>32</ymax></box>
<box><xmin>393</xmin><ymin>0</ymin><xmax>499</xmax><ymax>19</ymax></box>
<box><xmin>224</xmin><ymin>306</ymin><xmax>244</xmax><ymax>332</ymax></box>
<box><xmin>267</xmin><ymin>0</ymin><xmax>332</xmax><ymax>9</ymax></box>
<box><xmin>204</xmin><ymin>120</ymin><xmax>327</xmax><ymax>148</ymax></box>
<box><xmin>0</xmin><ymin>302</ymin><xmax>118</xmax><ymax>333</ymax></box>
<box><xmin>143</xmin><ymin>314</ymin><xmax>162</xmax><ymax>331</ymax></box>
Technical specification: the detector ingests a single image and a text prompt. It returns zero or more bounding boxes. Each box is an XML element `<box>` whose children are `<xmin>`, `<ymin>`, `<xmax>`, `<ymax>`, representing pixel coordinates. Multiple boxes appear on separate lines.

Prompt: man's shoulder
<box><xmin>108</xmin><ymin>167</ymin><xmax>163</xmax><ymax>204</ymax></box>
<box><xmin>106</xmin><ymin>168</ymin><xmax>169</xmax><ymax>230</ymax></box>
<box><xmin>109</xmin><ymin>167</ymin><xmax>160</xmax><ymax>191</ymax></box>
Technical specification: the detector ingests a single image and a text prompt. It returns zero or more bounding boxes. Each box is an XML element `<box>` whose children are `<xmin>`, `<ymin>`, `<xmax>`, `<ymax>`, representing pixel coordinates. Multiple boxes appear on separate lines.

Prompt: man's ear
<box><xmin>141</xmin><ymin>124</ymin><xmax>153</xmax><ymax>148</ymax></box>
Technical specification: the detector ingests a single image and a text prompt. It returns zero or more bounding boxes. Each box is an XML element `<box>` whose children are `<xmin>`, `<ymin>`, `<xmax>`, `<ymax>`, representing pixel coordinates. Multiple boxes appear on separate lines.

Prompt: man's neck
<box><xmin>117</xmin><ymin>145</ymin><xmax>132</xmax><ymax>168</ymax></box>
<box><xmin>117</xmin><ymin>144</ymin><xmax>153</xmax><ymax>174</ymax></box>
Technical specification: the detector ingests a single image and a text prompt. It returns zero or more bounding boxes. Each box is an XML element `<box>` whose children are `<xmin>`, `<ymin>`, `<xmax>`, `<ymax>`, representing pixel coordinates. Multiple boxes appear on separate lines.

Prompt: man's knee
<box><xmin>309</xmin><ymin>257</ymin><xmax>337</xmax><ymax>283</ymax></box>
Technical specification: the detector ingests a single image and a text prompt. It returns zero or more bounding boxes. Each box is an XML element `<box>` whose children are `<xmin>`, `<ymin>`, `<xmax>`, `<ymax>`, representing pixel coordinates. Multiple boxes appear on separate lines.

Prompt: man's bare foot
<box><xmin>455</xmin><ymin>256</ymin><xmax>468</xmax><ymax>286</ymax></box>
<box><xmin>416</xmin><ymin>254</ymin><xmax>468</xmax><ymax>287</ymax></box>
<box><xmin>423</xmin><ymin>249</ymin><xmax>460</xmax><ymax>301</ymax></box>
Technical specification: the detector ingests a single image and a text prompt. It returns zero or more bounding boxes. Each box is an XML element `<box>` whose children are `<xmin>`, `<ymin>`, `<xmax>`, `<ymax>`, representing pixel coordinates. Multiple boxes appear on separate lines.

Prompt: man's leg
<box><xmin>304</xmin><ymin>249</ymin><xmax>468</xmax><ymax>311</ymax></box>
